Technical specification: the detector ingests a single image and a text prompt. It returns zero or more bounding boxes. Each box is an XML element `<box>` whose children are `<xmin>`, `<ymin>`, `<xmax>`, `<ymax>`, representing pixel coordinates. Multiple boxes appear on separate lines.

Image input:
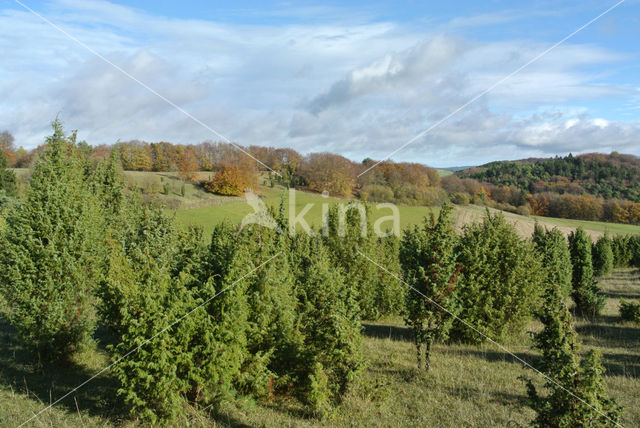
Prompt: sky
<box><xmin>1</xmin><ymin>0</ymin><xmax>639</xmax><ymax>167</ymax></box>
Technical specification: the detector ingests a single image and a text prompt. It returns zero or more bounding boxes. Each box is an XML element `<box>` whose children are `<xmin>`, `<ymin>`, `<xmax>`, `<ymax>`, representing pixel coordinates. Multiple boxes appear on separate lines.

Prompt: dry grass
<box><xmin>1</xmin><ymin>269</ymin><xmax>638</xmax><ymax>427</ymax></box>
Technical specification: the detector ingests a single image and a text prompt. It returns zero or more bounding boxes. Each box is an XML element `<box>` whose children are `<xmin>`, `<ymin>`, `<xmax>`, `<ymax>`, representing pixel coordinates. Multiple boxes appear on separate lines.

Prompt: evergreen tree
<box><xmin>399</xmin><ymin>203</ymin><xmax>461</xmax><ymax>369</ymax></box>
<box><xmin>533</xmin><ymin>226</ymin><xmax>573</xmax><ymax>300</ymax></box>
<box><xmin>532</xmin><ymin>221</ymin><xmax>546</xmax><ymax>248</ymax></box>
<box><xmin>105</xmin><ymin>246</ymin><xmax>191</xmax><ymax>423</ymax></box>
<box><xmin>231</xmin><ymin>222</ymin><xmax>302</xmax><ymax>399</ymax></box>
<box><xmin>523</xmin><ymin>284</ymin><xmax>622</xmax><ymax>427</ymax></box>
<box><xmin>322</xmin><ymin>203</ymin><xmax>403</xmax><ymax>319</ymax></box>
<box><xmin>619</xmin><ymin>299</ymin><xmax>640</xmax><ymax>324</ymax></box>
<box><xmin>568</xmin><ymin>228</ymin><xmax>605</xmax><ymax>317</ymax></box>
<box><xmin>0</xmin><ymin>120</ymin><xmax>101</xmax><ymax>362</ymax></box>
<box><xmin>101</xmin><ymin>213</ymin><xmax>250</xmax><ymax>421</ymax></box>
<box><xmin>0</xmin><ymin>150</ymin><xmax>17</xmax><ymax>197</ymax></box>
<box><xmin>611</xmin><ymin>235</ymin><xmax>632</xmax><ymax>268</ymax></box>
<box><xmin>376</xmin><ymin>233</ymin><xmax>405</xmax><ymax>316</ymax></box>
<box><xmin>451</xmin><ymin>211</ymin><xmax>545</xmax><ymax>343</ymax></box>
<box><xmin>294</xmin><ymin>238</ymin><xmax>363</xmax><ymax>415</ymax></box>
<box><xmin>592</xmin><ymin>235</ymin><xmax>614</xmax><ymax>277</ymax></box>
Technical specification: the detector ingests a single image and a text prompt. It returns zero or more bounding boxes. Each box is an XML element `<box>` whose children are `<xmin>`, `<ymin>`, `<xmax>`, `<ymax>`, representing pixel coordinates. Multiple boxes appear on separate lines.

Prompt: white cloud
<box><xmin>0</xmin><ymin>0</ymin><xmax>638</xmax><ymax>167</ymax></box>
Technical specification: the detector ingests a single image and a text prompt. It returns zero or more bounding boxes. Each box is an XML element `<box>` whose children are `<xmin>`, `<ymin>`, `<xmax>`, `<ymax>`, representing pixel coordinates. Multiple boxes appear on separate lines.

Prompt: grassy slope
<box><xmin>170</xmin><ymin>183</ymin><xmax>640</xmax><ymax>239</ymax></box>
<box><xmin>1</xmin><ymin>269</ymin><xmax>638</xmax><ymax>427</ymax></box>
<box><xmin>12</xmin><ymin>169</ymin><xmax>640</xmax><ymax>237</ymax></box>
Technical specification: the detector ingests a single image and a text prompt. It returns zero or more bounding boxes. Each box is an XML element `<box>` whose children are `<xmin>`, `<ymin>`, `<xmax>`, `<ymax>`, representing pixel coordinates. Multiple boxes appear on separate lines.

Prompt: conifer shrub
<box><xmin>230</xmin><ymin>222</ymin><xmax>301</xmax><ymax>399</ymax></box>
<box><xmin>322</xmin><ymin>203</ymin><xmax>403</xmax><ymax>320</ymax></box>
<box><xmin>0</xmin><ymin>120</ymin><xmax>101</xmax><ymax>362</ymax></box>
<box><xmin>611</xmin><ymin>235</ymin><xmax>632</xmax><ymax>267</ymax></box>
<box><xmin>523</xmin><ymin>284</ymin><xmax>622</xmax><ymax>427</ymax></box>
<box><xmin>399</xmin><ymin>203</ymin><xmax>460</xmax><ymax>370</ymax></box>
<box><xmin>592</xmin><ymin>235</ymin><xmax>614</xmax><ymax>277</ymax></box>
<box><xmin>293</xmin><ymin>237</ymin><xmax>363</xmax><ymax>415</ymax></box>
<box><xmin>450</xmin><ymin>211</ymin><xmax>545</xmax><ymax>343</ymax></box>
<box><xmin>101</xmin><ymin>213</ymin><xmax>251</xmax><ymax>422</ymax></box>
<box><xmin>568</xmin><ymin>228</ymin><xmax>605</xmax><ymax>317</ymax></box>
<box><xmin>532</xmin><ymin>225</ymin><xmax>573</xmax><ymax>301</ymax></box>
<box><xmin>629</xmin><ymin>235</ymin><xmax>640</xmax><ymax>267</ymax></box>
<box><xmin>619</xmin><ymin>300</ymin><xmax>640</xmax><ymax>324</ymax></box>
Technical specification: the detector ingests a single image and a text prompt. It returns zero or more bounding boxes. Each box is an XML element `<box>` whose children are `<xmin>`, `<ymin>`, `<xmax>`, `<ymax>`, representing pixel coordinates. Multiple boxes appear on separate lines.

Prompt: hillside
<box><xmin>117</xmin><ymin>171</ymin><xmax>640</xmax><ymax>239</ymax></box>
<box><xmin>459</xmin><ymin>152</ymin><xmax>640</xmax><ymax>202</ymax></box>
<box><xmin>11</xmin><ymin>168</ymin><xmax>640</xmax><ymax>238</ymax></box>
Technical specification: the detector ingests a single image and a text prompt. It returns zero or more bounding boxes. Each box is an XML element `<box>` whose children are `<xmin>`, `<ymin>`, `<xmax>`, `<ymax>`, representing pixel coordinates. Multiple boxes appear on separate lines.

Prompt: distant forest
<box><xmin>460</xmin><ymin>153</ymin><xmax>640</xmax><ymax>202</ymax></box>
<box><xmin>2</xmin><ymin>129</ymin><xmax>640</xmax><ymax>225</ymax></box>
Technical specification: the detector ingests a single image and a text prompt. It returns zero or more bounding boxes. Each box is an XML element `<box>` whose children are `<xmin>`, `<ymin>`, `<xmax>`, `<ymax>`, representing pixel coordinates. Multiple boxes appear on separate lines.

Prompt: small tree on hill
<box><xmin>568</xmin><ymin>228</ymin><xmax>605</xmax><ymax>317</ymax></box>
<box><xmin>523</xmin><ymin>284</ymin><xmax>622</xmax><ymax>427</ymax></box>
<box><xmin>399</xmin><ymin>203</ymin><xmax>461</xmax><ymax>370</ymax></box>
<box><xmin>592</xmin><ymin>235</ymin><xmax>614</xmax><ymax>277</ymax></box>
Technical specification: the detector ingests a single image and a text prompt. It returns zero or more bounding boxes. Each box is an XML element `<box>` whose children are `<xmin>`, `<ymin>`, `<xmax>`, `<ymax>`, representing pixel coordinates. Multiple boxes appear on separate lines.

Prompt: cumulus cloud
<box><xmin>0</xmin><ymin>0</ymin><xmax>639</xmax><ymax>167</ymax></box>
<box><xmin>306</xmin><ymin>35</ymin><xmax>463</xmax><ymax>114</ymax></box>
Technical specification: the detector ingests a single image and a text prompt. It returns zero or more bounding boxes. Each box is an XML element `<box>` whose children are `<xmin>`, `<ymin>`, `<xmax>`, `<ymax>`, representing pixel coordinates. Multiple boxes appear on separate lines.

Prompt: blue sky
<box><xmin>1</xmin><ymin>0</ymin><xmax>639</xmax><ymax>166</ymax></box>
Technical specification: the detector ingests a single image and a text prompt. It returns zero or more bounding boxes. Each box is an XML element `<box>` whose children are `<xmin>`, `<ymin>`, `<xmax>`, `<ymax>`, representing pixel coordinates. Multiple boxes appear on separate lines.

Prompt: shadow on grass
<box><xmin>0</xmin><ymin>317</ymin><xmax>126</xmax><ymax>423</ymax></box>
<box><xmin>576</xmin><ymin>323</ymin><xmax>640</xmax><ymax>349</ymax></box>
<box><xmin>362</xmin><ymin>322</ymin><xmax>412</xmax><ymax>342</ymax></box>
<box><xmin>599</xmin><ymin>353</ymin><xmax>640</xmax><ymax>378</ymax></box>
<box><xmin>441</xmin><ymin>347</ymin><xmax>542</xmax><ymax>368</ymax></box>
<box><xmin>602</xmin><ymin>291</ymin><xmax>640</xmax><ymax>299</ymax></box>
<box><xmin>442</xmin><ymin>341</ymin><xmax>640</xmax><ymax>379</ymax></box>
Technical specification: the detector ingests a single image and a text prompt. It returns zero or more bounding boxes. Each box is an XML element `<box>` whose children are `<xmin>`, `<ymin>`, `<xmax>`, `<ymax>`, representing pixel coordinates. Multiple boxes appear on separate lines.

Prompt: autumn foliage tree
<box><xmin>204</xmin><ymin>163</ymin><xmax>253</xmax><ymax>196</ymax></box>
<box><xmin>177</xmin><ymin>146</ymin><xmax>200</xmax><ymax>181</ymax></box>
<box><xmin>299</xmin><ymin>152</ymin><xmax>355</xmax><ymax>197</ymax></box>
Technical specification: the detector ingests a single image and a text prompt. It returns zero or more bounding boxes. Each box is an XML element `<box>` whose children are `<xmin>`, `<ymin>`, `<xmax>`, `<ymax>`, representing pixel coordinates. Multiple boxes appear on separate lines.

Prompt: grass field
<box><xmin>11</xmin><ymin>169</ymin><xmax>640</xmax><ymax>238</ymax></box>
<box><xmin>1</xmin><ymin>269</ymin><xmax>638</xmax><ymax>427</ymax></box>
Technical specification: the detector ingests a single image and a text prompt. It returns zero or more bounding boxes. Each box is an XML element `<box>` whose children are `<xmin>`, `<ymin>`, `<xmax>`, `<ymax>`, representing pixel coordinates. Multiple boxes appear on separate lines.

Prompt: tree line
<box><xmin>5</xmin><ymin>128</ymin><xmax>640</xmax><ymax>225</ymax></box>
<box><xmin>0</xmin><ymin>131</ymin><xmax>443</xmax><ymax>202</ymax></box>
<box><xmin>1</xmin><ymin>122</ymin><xmax>634</xmax><ymax>425</ymax></box>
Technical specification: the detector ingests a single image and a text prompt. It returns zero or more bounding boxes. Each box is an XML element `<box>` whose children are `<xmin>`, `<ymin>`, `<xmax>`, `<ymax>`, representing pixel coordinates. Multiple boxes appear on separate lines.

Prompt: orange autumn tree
<box><xmin>299</xmin><ymin>152</ymin><xmax>355</xmax><ymax>197</ymax></box>
<box><xmin>177</xmin><ymin>147</ymin><xmax>200</xmax><ymax>181</ymax></box>
<box><xmin>204</xmin><ymin>163</ymin><xmax>253</xmax><ymax>196</ymax></box>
